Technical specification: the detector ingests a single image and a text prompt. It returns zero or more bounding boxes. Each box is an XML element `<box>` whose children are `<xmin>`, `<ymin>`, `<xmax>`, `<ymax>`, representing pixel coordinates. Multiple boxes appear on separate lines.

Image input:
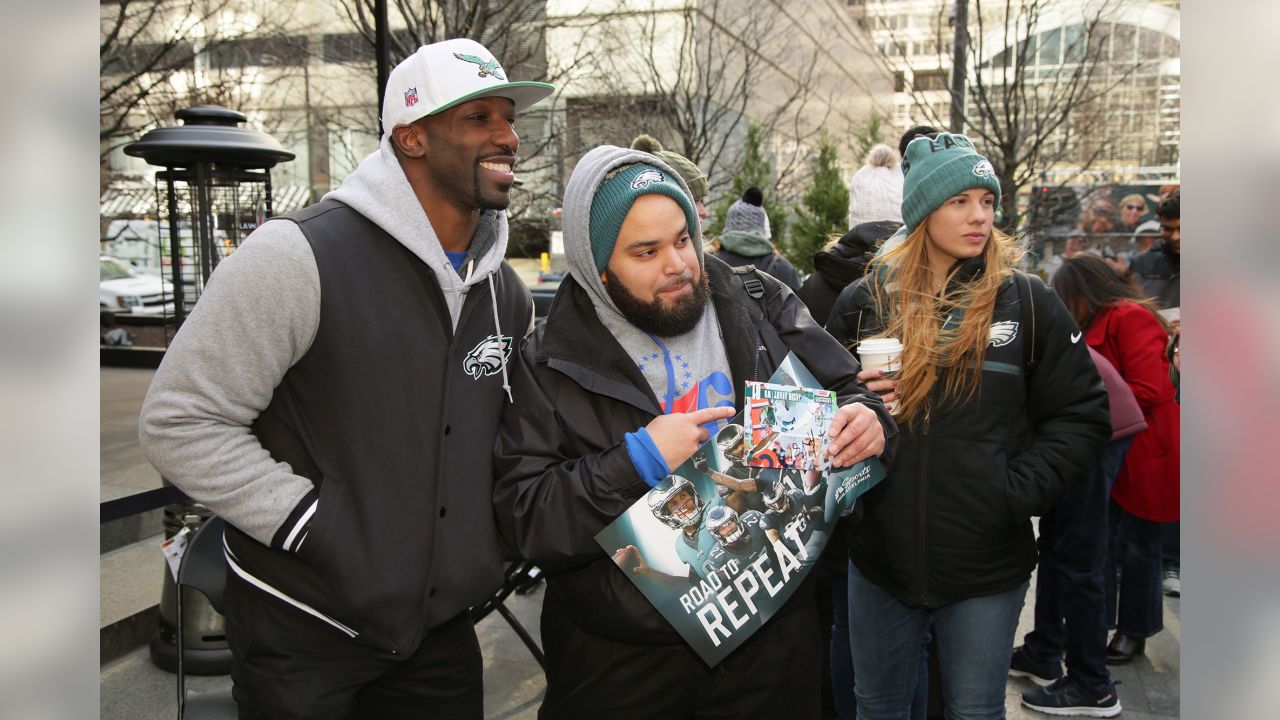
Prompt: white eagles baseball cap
<box><xmin>381</xmin><ymin>38</ymin><xmax>555</xmax><ymax>136</ymax></box>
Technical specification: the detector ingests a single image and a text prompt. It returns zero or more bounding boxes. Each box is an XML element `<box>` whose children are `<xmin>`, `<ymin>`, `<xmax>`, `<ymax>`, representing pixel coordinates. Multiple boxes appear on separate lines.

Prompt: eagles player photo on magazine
<box><xmin>596</xmin><ymin>354</ymin><xmax>886</xmax><ymax>665</ymax></box>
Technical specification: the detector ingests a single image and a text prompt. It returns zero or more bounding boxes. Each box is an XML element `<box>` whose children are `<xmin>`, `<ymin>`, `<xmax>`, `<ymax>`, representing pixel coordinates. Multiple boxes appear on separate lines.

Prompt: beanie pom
<box><xmin>864</xmin><ymin>144</ymin><xmax>899</xmax><ymax>170</ymax></box>
<box><xmin>742</xmin><ymin>186</ymin><xmax>764</xmax><ymax>206</ymax></box>
<box><xmin>630</xmin><ymin>134</ymin><xmax>664</xmax><ymax>153</ymax></box>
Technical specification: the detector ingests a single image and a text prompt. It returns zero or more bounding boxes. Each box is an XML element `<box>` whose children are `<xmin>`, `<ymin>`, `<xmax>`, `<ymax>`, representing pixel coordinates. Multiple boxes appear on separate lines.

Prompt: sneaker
<box><xmin>1022</xmin><ymin>677</ymin><xmax>1122</xmax><ymax>718</ymax></box>
<box><xmin>1163</xmin><ymin>568</ymin><xmax>1180</xmax><ymax>597</ymax></box>
<box><xmin>1009</xmin><ymin>645</ymin><xmax>1064</xmax><ymax>687</ymax></box>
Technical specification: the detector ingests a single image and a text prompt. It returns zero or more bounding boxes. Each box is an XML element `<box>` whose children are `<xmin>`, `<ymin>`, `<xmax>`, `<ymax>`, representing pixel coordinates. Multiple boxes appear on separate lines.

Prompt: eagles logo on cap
<box><xmin>453</xmin><ymin>52</ymin><xmax>506</xmax><ymax>80</ymax></box>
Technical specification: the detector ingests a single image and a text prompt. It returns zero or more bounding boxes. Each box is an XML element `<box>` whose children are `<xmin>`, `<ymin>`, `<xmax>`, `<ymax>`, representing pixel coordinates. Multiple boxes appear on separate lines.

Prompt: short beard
<box><xmin>475</xmin><ymin>169</ymin><xmax>512</xmax><ymax>210</ymax></box>
<box><xmin>604</xmin><ymin>268</ymin><xmax>711</xmax><ymax>337</ymax></box>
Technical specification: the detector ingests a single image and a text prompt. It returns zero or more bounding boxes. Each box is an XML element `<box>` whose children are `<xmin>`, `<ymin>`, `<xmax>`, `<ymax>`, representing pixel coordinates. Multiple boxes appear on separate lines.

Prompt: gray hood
<box><xmin>326</xmin><ymin>136</ymin><xmax>508</xmax><ymax>327</ymax></box>
<box><xmin>562</xmin><ymin>145</ymin><xmax>704</xmax><ymax>324</ymax></box>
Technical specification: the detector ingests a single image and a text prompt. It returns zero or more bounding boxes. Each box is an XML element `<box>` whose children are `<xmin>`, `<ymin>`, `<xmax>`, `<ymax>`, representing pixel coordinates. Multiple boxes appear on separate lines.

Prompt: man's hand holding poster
<box><xmin>595</xmin><ymin>353</ymin><xmax>885</xmax><ymax>665</ymax></box>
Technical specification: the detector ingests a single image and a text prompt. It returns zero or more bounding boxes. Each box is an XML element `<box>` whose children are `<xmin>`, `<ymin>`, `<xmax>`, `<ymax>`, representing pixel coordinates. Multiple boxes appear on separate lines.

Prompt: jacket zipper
<box><xmin>750</xmin><ymin>304</ymin><xmax>767</xmax><ymax>382</ymax></box>
<box><xmin>917</xmin><ymin>412</ymin><xmax>931</xmax><ymax>606</ymax></box>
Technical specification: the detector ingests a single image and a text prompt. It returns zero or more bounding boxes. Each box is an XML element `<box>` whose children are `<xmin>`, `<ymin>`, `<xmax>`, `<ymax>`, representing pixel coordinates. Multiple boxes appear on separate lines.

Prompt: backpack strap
<box><xmin>732</xmin><ymin>264</ymin><xmax>767</xmax><ymax>302</ymax></box>
<box><xmin>1015</xmin><ymin>271</ymin><xmax>1045</xmax><ymax>384</ymax></box>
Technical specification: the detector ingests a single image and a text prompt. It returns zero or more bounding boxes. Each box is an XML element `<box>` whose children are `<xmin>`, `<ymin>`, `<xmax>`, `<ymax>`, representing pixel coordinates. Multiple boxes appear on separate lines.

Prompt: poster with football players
<box><xmin>596</xmin><ymin>353</ymin><xmax>886</xmax><ymax>665</ymax></box>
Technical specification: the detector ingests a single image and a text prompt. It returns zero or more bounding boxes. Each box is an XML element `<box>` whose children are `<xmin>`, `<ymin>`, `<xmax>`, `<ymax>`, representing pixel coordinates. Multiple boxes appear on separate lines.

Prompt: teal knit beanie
<box><xmin>589</xmin><ymin>162</ymin><xmax>699</xmax><ymax>273</ymax></box>
<box><xmin>900</xmin><ymin>132</ymin><xmax>1001</xmax><ymax>233</ymax></box>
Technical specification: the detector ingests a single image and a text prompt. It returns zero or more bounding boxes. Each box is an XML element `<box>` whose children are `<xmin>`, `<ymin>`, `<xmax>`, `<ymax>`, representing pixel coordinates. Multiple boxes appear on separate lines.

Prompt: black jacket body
<box><xmin>797</xmin><ymin>221</ymin><xmax>900</xmax><ymax>326</ymax></box>
<box><xmin>495</xmin><ymin>256</ymin><xmax>896</xmax><ymax>644</ymax></box>
<box><xmin>1127</xmin><ymin>240</ymin><xmax>1180</xmax><ymax>309</ymax></box>
<box><xmin>711</xmin><ymin>248</ymin><xmax>803</xmax><ymax>292</ymax></box>
<box><xmin>225</xmin><ymin>200</ymin><xmax>532</xmax><ymax>654</ymax></box>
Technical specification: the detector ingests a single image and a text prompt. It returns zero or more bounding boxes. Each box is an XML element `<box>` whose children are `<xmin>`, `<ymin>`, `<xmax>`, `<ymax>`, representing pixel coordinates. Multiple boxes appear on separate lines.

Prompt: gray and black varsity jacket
<box><xmin>140</xmin><ymin>138</ymin><xmax>532</xmax><ymax>654</ymax></box>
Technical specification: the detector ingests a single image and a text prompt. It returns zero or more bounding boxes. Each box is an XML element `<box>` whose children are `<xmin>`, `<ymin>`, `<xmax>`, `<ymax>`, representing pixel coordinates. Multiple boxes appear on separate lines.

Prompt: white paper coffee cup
<box><xmin>857</xmin><ymin>338</ymin><xmax>903</xmax><ymax>374</ymax></box>
<box><xmin>858</xmin><ymin>338</ymin><xmax>903</xmax><ymax>413</ymax></box>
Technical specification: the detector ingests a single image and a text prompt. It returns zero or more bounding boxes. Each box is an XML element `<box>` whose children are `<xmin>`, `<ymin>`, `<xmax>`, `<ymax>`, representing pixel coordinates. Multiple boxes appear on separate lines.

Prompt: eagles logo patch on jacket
<box><xmin>464</xmin><ymin>335</ymin><xmax>513</xmax><ymax>379</ymax></box>
<box><xmin>988</xmin><ymin>320</ymin><xmax>1019</xmax><ymax>347</ymax></box>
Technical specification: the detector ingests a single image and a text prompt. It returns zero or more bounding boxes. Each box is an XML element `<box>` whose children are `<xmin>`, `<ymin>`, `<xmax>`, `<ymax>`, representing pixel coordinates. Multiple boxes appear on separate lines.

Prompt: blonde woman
<box><xmin>826</xmin><ymin>133</ymin><xmax>1111</xmax><ymax>719</ymax></box>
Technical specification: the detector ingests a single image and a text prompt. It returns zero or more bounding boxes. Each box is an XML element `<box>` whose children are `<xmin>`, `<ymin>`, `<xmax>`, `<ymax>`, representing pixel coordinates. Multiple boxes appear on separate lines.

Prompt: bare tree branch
<box><xmin>877</xmin><ymin>0</ymin><xmax>1156</xmax><ymax>232</ymax></box>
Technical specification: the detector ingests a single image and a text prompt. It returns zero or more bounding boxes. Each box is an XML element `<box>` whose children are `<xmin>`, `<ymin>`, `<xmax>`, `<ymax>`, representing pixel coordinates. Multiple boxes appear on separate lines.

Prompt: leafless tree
<box><xmin>846</xmin><ymin>0</ymin><xmax>1156</xmax><ymax>232</ymax></box>
<box><xmin>332</xmin><ymin>0</ymin><xmax>600</xmax><ymax>222</ymax></box>
<box><xmin>102</xmin><ymin>0</ymin><xmax>256</xmax><ymax>154</ymax></box>
<box><xmin>100</xmin><ymin>0</ymin><xmax>313</xmax><ymax>191</ymax></box>
<box><xmin>579</xmin><ymin>0</ymin><xmax>880</xmax><ymax>216</ymax></box>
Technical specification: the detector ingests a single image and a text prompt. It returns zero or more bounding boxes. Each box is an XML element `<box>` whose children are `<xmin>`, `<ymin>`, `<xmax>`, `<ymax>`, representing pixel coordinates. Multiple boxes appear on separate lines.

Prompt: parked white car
<box><xmin>100</xmin><ymin>255</ymin><xmax>174</xmax><ymax>316</ymax></box>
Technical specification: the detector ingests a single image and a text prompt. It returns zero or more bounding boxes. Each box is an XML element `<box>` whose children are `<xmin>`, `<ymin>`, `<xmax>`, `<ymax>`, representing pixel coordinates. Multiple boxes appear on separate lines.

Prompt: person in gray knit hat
<box><xmin>711</xmin><ymin>186</ymin><xmax>802</xmax><ymax>291</ymax></box>
<box><xmin>493</xmin><ymin>144</ymin><xmax>894</xmax><ymax>718</ymax></box>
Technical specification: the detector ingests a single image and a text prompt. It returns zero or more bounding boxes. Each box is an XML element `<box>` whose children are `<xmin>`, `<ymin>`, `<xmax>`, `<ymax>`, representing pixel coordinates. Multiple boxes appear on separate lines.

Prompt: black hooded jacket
<box><xmin>797</xmin><ymin>221</ymin><xmax>900</xmax><ymax>326</ymax></box>
<box><xmin>825</xmin><ymin>260</ymin><xmax>1110</xmax><ymax>607</ymax></box>
<box><xmin>494</xmin><ymin>256</ymin><xmax>896</xmax><ymax>644</ymax></box>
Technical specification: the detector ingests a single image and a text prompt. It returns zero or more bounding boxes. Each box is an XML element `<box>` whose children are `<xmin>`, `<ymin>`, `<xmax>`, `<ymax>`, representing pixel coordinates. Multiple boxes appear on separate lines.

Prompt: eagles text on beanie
<box><xmin>900</xmin><ymin>132</ymin><xmax>1001</xmax><ymax>233</ymax></box>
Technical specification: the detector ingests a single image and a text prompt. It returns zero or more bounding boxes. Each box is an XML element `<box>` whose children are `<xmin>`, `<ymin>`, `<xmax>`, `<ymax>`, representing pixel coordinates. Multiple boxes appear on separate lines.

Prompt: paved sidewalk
<box><xmin>100</xmin><ymin>574</ymin><xmax>1179</xmax><ymax>719</ymax></box>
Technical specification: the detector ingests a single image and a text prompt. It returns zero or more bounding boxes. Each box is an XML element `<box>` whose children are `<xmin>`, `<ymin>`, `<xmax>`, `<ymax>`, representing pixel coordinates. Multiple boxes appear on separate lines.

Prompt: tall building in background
<box><xmin>847</xmin><ymin>0</ymin><xmax>1179</xmax><ymax>184</ymax></box>
<box><xmin>100</xmin><ymin>0</ymin><xmax>552</xmax><ymax>234</ymax></box>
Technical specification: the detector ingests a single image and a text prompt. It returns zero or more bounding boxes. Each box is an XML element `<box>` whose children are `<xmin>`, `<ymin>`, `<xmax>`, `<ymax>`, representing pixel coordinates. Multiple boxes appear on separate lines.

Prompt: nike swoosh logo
<box><xmin>1071</xmin><ymin>332</ymin><xmax>1082</xmax><ymax>344</ymax></box>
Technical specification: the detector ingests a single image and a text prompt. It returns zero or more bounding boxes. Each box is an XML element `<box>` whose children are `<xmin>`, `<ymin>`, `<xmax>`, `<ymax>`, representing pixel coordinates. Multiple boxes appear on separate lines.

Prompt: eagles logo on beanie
<box><xmin>629</xmin><ymin>135</ymin><xmax>709</xmax><ymax>202</ymax></box>
<box><xmin>589</xmin><ymin>162</ymin><xmax>700</xmax><ymax>272</ymax></box>
<box><xmin>900</xmin><ymin>132</ymin><xmax>1001</xmax><ymax>233</ymax></box>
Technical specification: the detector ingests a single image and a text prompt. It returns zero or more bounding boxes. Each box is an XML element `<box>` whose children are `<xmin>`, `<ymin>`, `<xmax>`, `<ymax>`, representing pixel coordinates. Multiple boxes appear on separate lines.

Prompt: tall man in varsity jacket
<box><xmin>139</xmin><ymin>39</ymin><xmax>553</xmax><ymax>718</ymax></box>
<box><xmin>493</xmin><ymin>145</ymin><xmax>897</xmax><ymax>718</ymax></box>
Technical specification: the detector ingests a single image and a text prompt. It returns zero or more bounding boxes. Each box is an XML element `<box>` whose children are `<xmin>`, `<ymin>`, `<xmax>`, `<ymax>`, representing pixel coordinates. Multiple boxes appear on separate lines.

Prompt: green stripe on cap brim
<box><xmin>427</xmin><ymin>81</ymin><xmax>556</xmax><ymax>116</ymax></box>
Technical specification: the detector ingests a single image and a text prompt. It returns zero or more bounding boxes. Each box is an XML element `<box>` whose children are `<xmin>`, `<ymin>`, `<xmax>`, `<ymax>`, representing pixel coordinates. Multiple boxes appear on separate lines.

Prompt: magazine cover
<box><xmin>743</xmin><ymin>381</ymin><xmax>837</xmax><ymax>471</ymax></box>
<box><xmin>595</xmin><ymin>353</ymin><xmax>885</xmax><ymax>666</ymax></box>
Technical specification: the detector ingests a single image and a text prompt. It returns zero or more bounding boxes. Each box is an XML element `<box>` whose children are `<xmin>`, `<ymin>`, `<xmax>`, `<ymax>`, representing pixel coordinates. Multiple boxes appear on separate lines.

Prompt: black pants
<box><xmin>538</xmin><ymin>589</ymin><xmax>822</xmax><ymax>720</ymax></box>
<box><xmin>223</xmin><ymin>574</ymin><xmax>483</xmax><ymax>720</ymax></box>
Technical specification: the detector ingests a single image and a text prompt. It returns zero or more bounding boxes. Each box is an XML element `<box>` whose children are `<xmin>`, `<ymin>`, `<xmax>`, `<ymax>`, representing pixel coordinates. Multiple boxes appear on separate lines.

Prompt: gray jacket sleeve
<box><xmin>138</xmin><ymin>220</ymin><xmax>321</xmax><ymax>547</ymax></box>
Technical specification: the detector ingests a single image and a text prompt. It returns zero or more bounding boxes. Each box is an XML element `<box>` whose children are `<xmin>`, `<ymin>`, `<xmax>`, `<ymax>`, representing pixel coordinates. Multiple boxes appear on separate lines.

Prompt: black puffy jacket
<box><xmin>826</xmin><ymin>260</ymin><xmax>1110</xmax><ymax>607</ymax></box>
<box><xmin>494</xmin><ymin>256</ymin><xmax>897</xmax><ymax>644</ymax></box>
<box><xmin>797</xmin><ymin>221</ymin><xmax>900</xmax><ymax>327</ymax></box>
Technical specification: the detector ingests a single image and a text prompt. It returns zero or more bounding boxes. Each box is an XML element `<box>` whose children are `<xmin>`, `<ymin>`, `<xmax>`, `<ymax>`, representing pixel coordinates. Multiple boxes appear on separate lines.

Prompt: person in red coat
<box><xmin>1051</xmin><ymin>254</ymin><xmax>1180</xmax><ymax>665</ymax></box>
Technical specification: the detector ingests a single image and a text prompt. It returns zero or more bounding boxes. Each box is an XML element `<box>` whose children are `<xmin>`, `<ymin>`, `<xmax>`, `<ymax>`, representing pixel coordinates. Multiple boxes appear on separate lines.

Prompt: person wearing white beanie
<box><xmin>847</xmin><ymin>144</ymin><xmax>904</xmax><ymax>228</ymax></box>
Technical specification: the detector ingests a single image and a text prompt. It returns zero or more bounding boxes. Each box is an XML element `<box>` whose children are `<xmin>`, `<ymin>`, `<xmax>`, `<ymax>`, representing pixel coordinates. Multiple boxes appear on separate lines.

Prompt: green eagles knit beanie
<box><xmin>589</xmin><ymin>162</ymin><xmax>700</xmax><ymax>273</ymax></box>
<box><xmin>900</xmin><ymin>132</ymin><xmax>1001</xmax><ymax>233</ymax></box>
<box><xmin>628</xmin><ymin>135</ymin><xmax>709</xmax><ymax>202</ymax></box>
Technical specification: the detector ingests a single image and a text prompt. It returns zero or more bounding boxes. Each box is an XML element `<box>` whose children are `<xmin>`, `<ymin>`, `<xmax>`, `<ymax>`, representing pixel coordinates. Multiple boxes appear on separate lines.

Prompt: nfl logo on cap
<box><xmin>404</xmin><ymin>87</ymin><xmax>418</xmax><ymax>108</ymax></box>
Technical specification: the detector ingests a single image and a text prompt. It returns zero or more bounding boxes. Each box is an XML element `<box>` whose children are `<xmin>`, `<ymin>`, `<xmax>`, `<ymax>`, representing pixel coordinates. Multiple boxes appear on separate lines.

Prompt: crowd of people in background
<box><xmin>138</xmin><ymin>38</ymin><xmax>1181</xmax><ymax>720</ymax></box>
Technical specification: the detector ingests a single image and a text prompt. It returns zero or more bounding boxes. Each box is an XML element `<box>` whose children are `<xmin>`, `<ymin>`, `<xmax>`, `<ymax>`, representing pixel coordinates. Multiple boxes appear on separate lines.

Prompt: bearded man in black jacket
<box><xmin>494</xmin><ymin>145</ymin><xmax>897</xmax><ymax>719</ymax></box>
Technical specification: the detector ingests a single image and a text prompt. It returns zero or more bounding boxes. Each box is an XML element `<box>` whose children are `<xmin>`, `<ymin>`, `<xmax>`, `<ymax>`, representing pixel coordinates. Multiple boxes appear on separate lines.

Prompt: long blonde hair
<box><xmin>867</xmin><ymin>223</ymin><xmax>1024</xmax><ymax>425</ymax></box>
